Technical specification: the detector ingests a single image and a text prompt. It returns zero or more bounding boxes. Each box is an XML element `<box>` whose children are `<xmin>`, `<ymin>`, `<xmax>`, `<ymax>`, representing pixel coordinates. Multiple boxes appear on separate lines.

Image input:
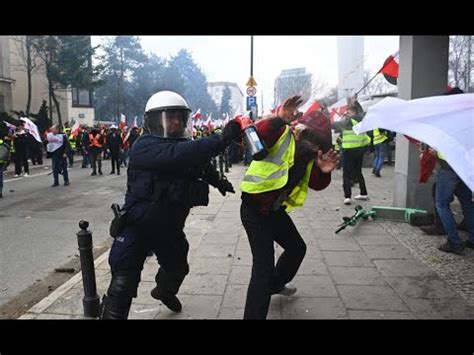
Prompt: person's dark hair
<box><xmin>299</xmin><ymin>127</ymin><xmax>332</xmax><ymax>153</ymax></box>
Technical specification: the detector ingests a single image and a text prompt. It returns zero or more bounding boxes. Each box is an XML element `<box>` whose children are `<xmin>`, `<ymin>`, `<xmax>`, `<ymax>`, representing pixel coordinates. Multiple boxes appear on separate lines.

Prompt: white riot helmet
<box><xmin>143</xmin><ymin>91</ymin><xmax>192</xmax><ymax>138</ymax></box>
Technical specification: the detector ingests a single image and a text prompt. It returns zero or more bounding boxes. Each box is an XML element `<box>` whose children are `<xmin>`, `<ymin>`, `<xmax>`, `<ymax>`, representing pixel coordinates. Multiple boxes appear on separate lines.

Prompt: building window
<box><xmin>72</xmin><ymin>88</ymin><xmax>93</xmax><ymax>107</ymax></box>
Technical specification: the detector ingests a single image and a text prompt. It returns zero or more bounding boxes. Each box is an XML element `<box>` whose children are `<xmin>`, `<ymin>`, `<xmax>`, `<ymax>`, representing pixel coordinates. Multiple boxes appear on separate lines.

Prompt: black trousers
<box><xmin>104</xmin><ymin>203</ymin><xmax>191</xmax><ymax>319</ymax></box>
<box><xmin>14</xmin><ymin>152</ymin><xmax>29</xmax><ymax>175</ymax></box>
<box><xmin>342</xmin><ymin>147</ymin><xmax>368</xmax><ymax>198</ymax></box>
<box><xmin>240</xmin><ymin>200</ymin><xmax>306</xmax><ymax>319</ymax></box>
<box><xmin>110</xmin><ymin>150</ymin><xmax>120</xmax><ymax>174</ymax></box>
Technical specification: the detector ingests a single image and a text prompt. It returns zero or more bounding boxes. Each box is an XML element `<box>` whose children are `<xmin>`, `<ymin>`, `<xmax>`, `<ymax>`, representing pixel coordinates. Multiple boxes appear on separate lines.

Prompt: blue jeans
<box><xmin>435</xmin><ymin>168</ymin><xmax>474</xmax><ymax>247</ymax></box>
<box><xmin>373</xmin><ymin>143</ymin><xmax>386</xmax><ymax>174</ymax></box>
<box><xmin>0</xmin><ymin>163</ymin><xmax>4</xmax><ymax>193</ymax></box>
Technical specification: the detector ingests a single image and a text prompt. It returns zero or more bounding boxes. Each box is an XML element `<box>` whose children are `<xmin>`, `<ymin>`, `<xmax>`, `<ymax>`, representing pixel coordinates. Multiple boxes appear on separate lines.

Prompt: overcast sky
<box><xmin>91</xmin><ymin>36</ymin><xmax>399</xmax><ymax>112</ymax></box>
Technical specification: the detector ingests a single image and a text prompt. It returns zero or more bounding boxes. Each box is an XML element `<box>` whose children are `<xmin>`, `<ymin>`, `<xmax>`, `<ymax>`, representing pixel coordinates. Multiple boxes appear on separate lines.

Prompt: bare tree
<box><xmin>359</xmin><ymin>70</ymin><xmax>394</xmax><ymax>96</ymax></box>
<box><xmin>310</xmin><ymin>74</ymin><xmax>328</xmax><ymax>99</ymax></box>
<box><xmin>449</xmin><ymin>35</ymin><xmax>473</xmax><ymax>92</ymax></box>
<box><xmin>10</xmin><ymin>36</ymin><xmax>42</xmax><ymax>115</ymax></box>
<box><xmin>318</xmin><ymin>86</ymin><xmax>338</xmax><ymax>107</ymax></box>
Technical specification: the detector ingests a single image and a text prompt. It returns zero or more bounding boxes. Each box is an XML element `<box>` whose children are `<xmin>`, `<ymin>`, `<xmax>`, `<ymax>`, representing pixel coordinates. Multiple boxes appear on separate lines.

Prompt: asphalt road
<box><xmin>0</xmin><ymin>157</ymin><xmax>126</xmax><ymax>308</ymax></box>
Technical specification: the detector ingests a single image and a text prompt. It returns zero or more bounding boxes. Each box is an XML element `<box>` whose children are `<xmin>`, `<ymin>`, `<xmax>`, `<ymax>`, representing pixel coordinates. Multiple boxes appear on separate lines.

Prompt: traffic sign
<box><xmin>246</xmin><ymin>96</ymin><xmax>257</xmax><ymax>110</ymax></box>
<box><xmin>246</xmin><ymin>86</ymin><xmax>257</xmax><ymax>96</ymax></box>
<box><xmin>246</xmin><ymin>76</ymin><xmax>257</xmax><ymax>87</ymax></box>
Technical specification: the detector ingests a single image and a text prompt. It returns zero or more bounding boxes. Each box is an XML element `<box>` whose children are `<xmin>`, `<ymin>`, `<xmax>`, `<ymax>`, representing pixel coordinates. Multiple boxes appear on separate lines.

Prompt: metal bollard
<box><xmin>224</xmin><ymin>148</ymin><xmax>229</xmax><ymax>173</ymax></box>
<box><xmin>77</xmin><ymin>220</ymin><xmax>100</xmax><ymax>318</ymax></box>
<box><xmin>218</xmin><ymin>153</ymin><xmax>224</xmax><ymax>179</ymax></box>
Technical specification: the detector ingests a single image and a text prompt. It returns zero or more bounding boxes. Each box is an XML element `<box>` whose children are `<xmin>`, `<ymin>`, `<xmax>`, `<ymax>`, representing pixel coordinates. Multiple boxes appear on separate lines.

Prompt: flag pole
<box><xmin>354</xmin><ymin>54</ymin><xmax>397</xmax><ymax>97</ymax></box>
<box><xmin>355</xmin><ymin>72</ymin><xmax>380</xmax><ymax>96</ymax></box>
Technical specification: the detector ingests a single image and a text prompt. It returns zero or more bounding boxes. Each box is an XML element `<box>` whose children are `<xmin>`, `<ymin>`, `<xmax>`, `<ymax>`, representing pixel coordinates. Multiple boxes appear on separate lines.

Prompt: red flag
<box><xmin>70</xmin><ymin>121</ymin><xmax>81</xmax><ymax>137</ymax></box>
<box><xmin>304</xmin><ymin>101</ymin><xmax>321</xmax><ymax>116</ymax></box>
<box><xmin>205</xmin><ymin>113</ymin><xmax>213</xmax><ymax>130</ymax></box>
<box><xmin>119</xmin><ymin>113</ymin><xmax>126</xmax><ymax>130</ymax></box>
<box><xmin>193</xmin><ymin>108</ymin><xmax>201</xmax><ymax>120</ymax></box>
<box><xmin>379</xmin><ymin>51</ymin><xmax>399</xmax><ymax>85</ymax></box>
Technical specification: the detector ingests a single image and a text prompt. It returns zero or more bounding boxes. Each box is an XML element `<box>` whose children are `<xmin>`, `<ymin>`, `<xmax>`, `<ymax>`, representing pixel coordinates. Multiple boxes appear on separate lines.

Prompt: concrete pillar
<box><xmin>393</xmin><ymin>36</ymin><xmax>449</xmax><ymax>212</ymax></box>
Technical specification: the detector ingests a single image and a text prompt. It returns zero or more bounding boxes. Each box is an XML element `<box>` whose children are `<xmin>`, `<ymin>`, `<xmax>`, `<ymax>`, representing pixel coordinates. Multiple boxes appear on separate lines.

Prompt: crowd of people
<box><xmin>0</xmin><ymin>122</ymin><xmax>142</xmax><ymax>194</ymax></box>
<box><xmin>1</xmin><ymin>88</ymin><xmax>472</xmax><ymax>321</ymax></box>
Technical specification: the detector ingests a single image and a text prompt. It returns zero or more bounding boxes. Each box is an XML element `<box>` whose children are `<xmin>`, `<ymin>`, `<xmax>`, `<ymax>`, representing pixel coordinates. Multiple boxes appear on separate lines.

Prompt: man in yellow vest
<box><xmin>372</xmin><ymin>128</ymin><xmax>388</xmax><ymax>177</ymax></box>
<box><xmin>240</xmin><ymin>95</ymin><xmax>339</xmax><ymax>319</ymax></box>
<box><xmin>67</xmin><ymin>131</ymin><xmax>77</xmax><ymax>167</ymax></box>
<box><xmin>341</xmin><ymin>105</ymin><xmax>370</xmax><ymax>205</ymax></box>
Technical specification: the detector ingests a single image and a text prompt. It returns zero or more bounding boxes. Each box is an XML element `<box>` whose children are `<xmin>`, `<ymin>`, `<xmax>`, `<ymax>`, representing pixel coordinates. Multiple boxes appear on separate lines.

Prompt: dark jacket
<box><xmin>14</xmin><ymin>132</ymin><xmax>29</xmax><ymax>155</ymax></box>
<box><xmin>106</xmin><ymin>132</ymin><xmax>122</xmax><ymax>152</ymax></box>
<box><xmin>123</xmin><ymin>133</ymin><xmax>226</xmax><ymax>223</ymax></box>
<box><xmin>128</xmin><ymin>130</ymin><xmax>139</xmax><ymax>148</ymax></box>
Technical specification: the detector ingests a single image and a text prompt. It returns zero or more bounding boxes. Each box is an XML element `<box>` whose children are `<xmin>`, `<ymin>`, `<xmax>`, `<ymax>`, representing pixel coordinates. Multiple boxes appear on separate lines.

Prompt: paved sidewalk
<box><xmin>19</xmin><ymin>164</ymin><xmax>474</xmax><ymax>319</ymax></box>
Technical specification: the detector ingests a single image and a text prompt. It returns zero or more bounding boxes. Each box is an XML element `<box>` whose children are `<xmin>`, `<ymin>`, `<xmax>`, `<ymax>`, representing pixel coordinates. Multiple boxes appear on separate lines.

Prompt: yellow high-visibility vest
<box><xmin>342</xmin><ymin>119</ymin><xmax>370</xmax><ymax>149</ymax></box>
<box><xmin>240</xmin><ymin>125</ymin><xmax>314</xmax><ymax>212</ymax></box>
<box><xmin>68</xmin><ymin>134</ymin><xmax>76</xmax><ymax>149</ymax></box>
<box><xmin>373</xmin><ymin>128</ymin><xmax>388</xmax><ymax>146</ymax></box>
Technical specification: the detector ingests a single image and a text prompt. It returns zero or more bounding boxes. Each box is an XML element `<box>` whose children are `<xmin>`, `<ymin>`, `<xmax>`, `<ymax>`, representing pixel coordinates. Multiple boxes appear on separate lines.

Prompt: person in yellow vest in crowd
<box><xmin>239</xmin><ymin>95</ymin><xmax>339</xmax><ymax>319</ymax></box>
<box><xmin>341</xmin><ymin>105</ymin><xmax>370</xmax><ymax>205</ymax></box>
<box><xmin>66</xmin><ymin>129</ymin><xmax>77</xmax><ymax>168</ymax></box>
<box><xmin>371</xmin><ymin>127</ymin><xmax>388</xmax><ymax>177</ymax></box>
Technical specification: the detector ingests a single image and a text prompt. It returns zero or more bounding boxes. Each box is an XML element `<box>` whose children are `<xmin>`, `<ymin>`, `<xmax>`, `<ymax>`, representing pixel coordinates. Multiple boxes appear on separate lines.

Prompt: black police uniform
<box><xmin>100</xmin><ymin>131</ymin><xmax>236</xmax><ymax>319</ymax></box>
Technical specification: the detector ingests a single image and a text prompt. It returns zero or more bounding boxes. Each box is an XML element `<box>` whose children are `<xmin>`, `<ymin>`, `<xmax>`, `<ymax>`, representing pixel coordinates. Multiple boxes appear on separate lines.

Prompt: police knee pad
<box><xmin>107</xmin><ymin>272</ymin><xmax>141</xmax><ymax>299</ymax></box>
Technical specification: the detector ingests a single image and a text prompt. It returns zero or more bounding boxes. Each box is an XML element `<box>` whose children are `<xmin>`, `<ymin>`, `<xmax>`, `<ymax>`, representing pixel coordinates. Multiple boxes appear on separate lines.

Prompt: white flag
<box><xmin>20</xmin><ymin>117</ymin><xmax>42</xmax><ymax>143</ymax></box>
<box><xmin>353</xmin><ymin>94</ymin><xmax>474</xmax><ymax>191</ymax></box>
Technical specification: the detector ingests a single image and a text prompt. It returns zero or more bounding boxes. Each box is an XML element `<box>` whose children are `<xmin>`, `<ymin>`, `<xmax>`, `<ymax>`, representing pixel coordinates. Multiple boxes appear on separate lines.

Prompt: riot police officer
<box><xmin>99</xmin><ymin>91</ymin><xmax>240</xmax><ymax>319</ymax></box>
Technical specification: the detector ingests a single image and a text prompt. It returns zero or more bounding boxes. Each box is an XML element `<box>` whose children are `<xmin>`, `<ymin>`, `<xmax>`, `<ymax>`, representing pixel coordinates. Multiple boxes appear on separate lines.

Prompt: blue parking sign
<box><xmin>246</xmin><ymin>96</ymin><xmax>257</xmax><ymax>110</ymax></box>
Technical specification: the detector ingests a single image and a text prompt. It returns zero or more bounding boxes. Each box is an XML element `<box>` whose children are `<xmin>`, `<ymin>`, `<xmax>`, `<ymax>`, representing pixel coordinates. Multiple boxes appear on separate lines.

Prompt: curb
<box><xmin>19</xmin><ymin>250</ymin><xmax>110</xmax><ymax>319</ymax></box>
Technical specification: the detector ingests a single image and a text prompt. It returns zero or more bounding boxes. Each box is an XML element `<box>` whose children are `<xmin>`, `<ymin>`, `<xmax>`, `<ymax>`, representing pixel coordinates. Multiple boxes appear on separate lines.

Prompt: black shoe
<box><xmin>99</xmin><ymin>171</ymin><xmax>103</xmax><ymax>175</ymax></box>
<box><xmin>117</xmin><ymin>171</ymin><xmax>120</xmax><ymax>175</ymax></box>
<box><xmin>51</xmin><ymin>183</ymin><xmax>59</xmax><ymax>187</ymax></box>
<box><xmin>438</xmin><ymin>241</ymin><xmax>464</xmax><ymax>255</ymax></box>
<box><xmin>64</xmin><ymin>181</ymin><xmax>70</xmax><ymax>186</ymax></box>
<box><xmin>420</xmin><ymin>225</ymin><xmax>446</xmax><ymax>236</ymax></box>
<box><xmin>375</xmin><ymin>172</ymin><xmax>381</xmax><ymax>177</ymax></box>
<box><xmin>150</xmin><ymin>288</ymin><xmax>182</xmax><ymax>313</ymax></box>
<box><xmin>110</xmin><ymin>171</ymin><xmax>115</xmax><ymax>174</ymax></box>
<box><xmin>91</xmin><ymin>172</ymin><xmax>97</xmax><ymax>176</ymax></box>
<box><xmin>0</xmin><ymin>192</ymin><xmax>3</xmax><ymax>198</ymax></box>
<box><xmin>463</xmin><ymin>240</ymin><xmax>474</xmax><ymax>249</ymax></box>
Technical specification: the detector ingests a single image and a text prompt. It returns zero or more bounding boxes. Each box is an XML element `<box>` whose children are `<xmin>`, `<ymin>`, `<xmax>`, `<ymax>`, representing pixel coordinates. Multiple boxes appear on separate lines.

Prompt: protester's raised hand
<box><xmin>277</xmin><ymin>95</ymin><xmax>304</xmax><ymax>124</ymax></box>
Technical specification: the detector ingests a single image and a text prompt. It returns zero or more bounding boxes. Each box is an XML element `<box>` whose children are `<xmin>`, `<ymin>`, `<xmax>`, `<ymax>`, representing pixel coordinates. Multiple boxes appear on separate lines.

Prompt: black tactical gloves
<box><xmin>221</xmin><ymin>120</ymin><xmax>242</xmax><ymax>146</ymax></box>
<box><xmin>216</xmin><ymin>175</ymin><xmax>235</xmax><ymax>196</ymax></box>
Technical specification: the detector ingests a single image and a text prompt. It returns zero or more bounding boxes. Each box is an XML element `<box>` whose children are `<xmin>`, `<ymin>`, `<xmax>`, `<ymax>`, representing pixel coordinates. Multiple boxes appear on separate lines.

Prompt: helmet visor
<box><xmin>144</xmin><ymin>109</ymin><xmax>192</xmax><ymax>138</ymax></box>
